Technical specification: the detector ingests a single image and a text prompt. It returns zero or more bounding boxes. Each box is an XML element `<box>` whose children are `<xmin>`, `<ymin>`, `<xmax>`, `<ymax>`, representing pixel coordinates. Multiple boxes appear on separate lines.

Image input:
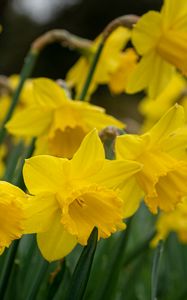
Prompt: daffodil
<box><xmin>139</xmin><ymin>74</ymin><xmax>187</xmax><ymax>132</ymax></box>
<box><xmin>66</xmin><ymin>27</ymin><xmax>131</xmax><ymax>99</ymax></box>
<box><xmin>152</xmin><ymin>197</ymin><xmax>187</xmax><ymax>246</ymax></box>
<box><xmin>23</xmin><ymin>129</ymin><xmax>141</xmax><ymax>261</ymax></box>
<box><xmin>0</xmin><ymin>181</ymin><xmax>27</xmax><ymax>254</ymax></box>
<box><xmin>127</xmin><ymin>0</ymin><xmax>187</xmax><ymax>98</ymax></box>
<box><xmin>108</xmin><ymin>48</ymin><xmax>137</xmax><ymax>95</ymax></box>
<box><xmin>116</xmin><ymin>104</ymin><xmax>187</xmax><ymax>215</ymax></box>
<box><xmin>6</xmin><ymin>78</ymin><xmax>124</xmax><ymax>159</ymax></box>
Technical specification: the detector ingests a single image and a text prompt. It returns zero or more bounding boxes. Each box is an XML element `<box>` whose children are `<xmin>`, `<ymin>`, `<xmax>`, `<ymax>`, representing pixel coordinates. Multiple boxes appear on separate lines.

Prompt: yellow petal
<box><xmin>109</xmin><ymin>49</ymin><xmax>138</xmax><ymax>94</ymax></box>
<box><xmin>0</xmin><ymin>182</ymin><xmax>26</xmax><ymax>248</ymax></box>
<box><xmin>24</xmin><ymin>193</ymin><xmax>59</xmax><ymax>233</ymax></box>
<box><xmin>148</xmin><ymin>104</ymin><xmax>185</xmax><ymax>146</ymax></box>
<box><xmin>126</xmin><ymin>51</ymin><xmax>174</xmax><ymax>98</ymax></box>
<box><xmin>71</xmin><ymin>129</ymin><xmax>105</xmax><ymax>178</ymax></box>
<box><xmin>37</xmin><ymin>212</ymin><xmax>77</xmax><ymax>261</ymax></box>
<box><xmin>33</xmin><ymin>78</ymin><xmax>68</xmax><ymax>108</ymax></box>
<box><xmin>161</xmin><ymin>0</ymin><xmax>187</xmax><ymax>30</ymax></box>
<box><xmin>91</xmin><ymin>159</ymin><xmax>142</xmax><ymax>190</ymax></box>
<box><xmin>6</xmin><ymin>107</ymin><xmax>52</xmax><ymax>137</ymax></box>
<box><xmin>157</xmin><ymin>30</ymin><xmax>187</xmax><ymax>76</ymax></box>
<box><xmin>162</xmin><ymin>127</ymin><xmax>187</xmax><ymax>160</ymax></box>
<box><xmin>132</xmin><ymin>11</ymin><xmax>162</xmax><ymax>55</ymax></box>
<box><xmin>84</xmin><ymin>108</ymin><xmax>124</xmax><ymax>130</ymax></box>
<box><xmin>116</xmin><ymin>134</ymin><xmax>149</xmax><ymax>160</ymax></box>
<box><xmin>119</xmin><ymin>177</ymin><xmax>143</xmax><ymax>218</ymax></box>
<box><xmin>126</xmin><ymin>54</ymin><xmax>153</xmax><ymax>94</ymax></box>
<box><xmin>23</xmin><ymin>155</ymin><xmax>70</xmax><ymax>194</ymax></box>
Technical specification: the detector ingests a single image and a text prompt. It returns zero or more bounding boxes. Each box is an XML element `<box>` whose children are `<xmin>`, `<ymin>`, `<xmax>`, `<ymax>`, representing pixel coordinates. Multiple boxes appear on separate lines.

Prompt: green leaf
<box><xmin>151</xmin><ymin>240</ymin><xmax>163</xmax><ymax>300</ymax></box>
<box><xmin>65</xmin><ymin>227</ymin><xmax>98</xmax><ymax>300</ymax></box>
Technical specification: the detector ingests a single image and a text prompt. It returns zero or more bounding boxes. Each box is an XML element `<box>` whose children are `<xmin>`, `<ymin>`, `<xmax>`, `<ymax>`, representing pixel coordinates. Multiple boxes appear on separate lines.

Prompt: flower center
<box><xmin>59</xmin><ymin>184</ymin><xmax>125</xmax><ymax>245</ymax></box>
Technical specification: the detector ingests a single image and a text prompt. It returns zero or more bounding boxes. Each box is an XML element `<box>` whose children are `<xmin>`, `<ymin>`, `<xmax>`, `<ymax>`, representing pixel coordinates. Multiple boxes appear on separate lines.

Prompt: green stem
<box><xmin>77</xmin><ymin>41</ymin><xmax>104</xmax><ymax>101</ymax></box>
<box><xmin>25</xmin><ymin>258</ymin><xmax>49</xmax><ymax>300</ymax></box>
<box><xmin>0</xmin><ymin>240</ymin><xmax>20</xmax><ymax>300</ymax></box>
<box><xmin>151</xmin><ymin>240</ymin><xmax>163</xmax><ymax>300</ymax></box>
<box><xmin>65</xmin><ymin>227</ymin><xmax>98</xmax><ymax>300</ymax></box>
<box><xmin>3</xmin><ymin>140</ymin><xmax>25</xmax><ymax>182</ymax></box>
<box><xmin>0</xmin><ymin>50</ymin><xmax>38</xmax><ymax>145</ymax></box>
<box><xmin>100</xmin><ymin>218</ymin><xmax>132</xmax><ymax>300</ymax></box>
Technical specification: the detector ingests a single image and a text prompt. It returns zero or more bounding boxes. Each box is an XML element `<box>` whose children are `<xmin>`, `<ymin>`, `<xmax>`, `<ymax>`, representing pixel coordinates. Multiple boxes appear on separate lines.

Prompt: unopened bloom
<box><xmin>127</xmin><ymin>0</ymin><xmax>187</xmax><ymax>98</ymax></box>
<box><xmin>66</xmin><ymin>27</ymin><xmax>131</xmax><ymax>99</ymax></box>
<box><xmin>6</xmin><ymin>78</ymin><xmax>124</xmax><ymax>159</ymax></box>
<box><xmin>23</xmin><ymin>130</ymin><xmax>141</xmax><ymax>261</ymax></box>
<box><xmin>0</xmin><ymin>181</ymin><xmax>27</xmax><ymax>254</ymax></box>
<box><xmin>116</xmin><ymin>104</ymin><xmax>187</xmax><ymax>215</ymax></box>
<box><xmin>152</xmin><ymin>197</ymin><xmax>187</xmax><ymax>246</ymax></box>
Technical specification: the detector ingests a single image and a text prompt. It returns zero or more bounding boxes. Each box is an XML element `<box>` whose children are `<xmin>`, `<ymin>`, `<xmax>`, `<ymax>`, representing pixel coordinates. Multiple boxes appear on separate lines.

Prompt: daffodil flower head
<box><xmin>152</xmin><ymin>197</ymin><xmax>187</xmax><ymax>247</ymax></box>
<box><xmin>116</xmin><ymin>104</ymin><xmax>187</xmax><ymax>215</ymax></box>
<box><xmin>0</xmin><ymin>182</ymin><xmax>27</xmax><ymax>254</ymax></box>
<box><xmin>66</xmin><ymin>26</ymin><xmax>131</xmax><ymax>99</ymax></box>
<box><xmin>127</xmin><ymin>0</ymin><xmax>187</xmax><ymax>98</ymax></box>
<box><xmin>23</xmin><ymin>129</ymin><xmax>142</xmax><ymax>261</ymax></box>
<box><xmin>6</xmin><ymin>78</ymin><xmax>124</xmax><ymax>159</ymax></box>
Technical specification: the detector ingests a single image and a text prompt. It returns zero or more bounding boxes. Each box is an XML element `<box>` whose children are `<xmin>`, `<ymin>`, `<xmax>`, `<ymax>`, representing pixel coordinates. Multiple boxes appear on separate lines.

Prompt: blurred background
<box><xmin>0</xmin><ymin>0</ymin><xmax>163</xmax><ymax>126</ymax></box>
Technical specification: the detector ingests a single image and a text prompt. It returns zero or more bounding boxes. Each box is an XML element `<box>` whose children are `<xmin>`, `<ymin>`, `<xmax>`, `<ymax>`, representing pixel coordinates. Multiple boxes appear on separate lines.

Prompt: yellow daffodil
<box><xmin>152</xmin><ymin>197</ymin><xmax>187</xmax><ymax>246</ymax></box>
<box><xmin>6</xmin><ymin>78</ymin><xmax>124</xmax><ymax>159</ymax></box>
<box><xmin>127</xmin><ymin>0</ymin><xmax>187</xmax><ymax>98</ymax></box>
<box><xmin>139</xmin><ymin>74</ymin><xmax>187</xmax><ymax>132</ymax></box>
<box><xmin>23</xmin><ymin>129</ymin><xmax>142</xmax><ymax>261</ymax></box>
<box><xmin>66</xmin><ymin>27</ymin><xmax>131</xmax><ymax>99</ymax></box>
<box><xmin>116</xmin><ymin>104</ymin><xmax>187</xmax><ymax>215</ymax></box>
<box><xmin>108</xmin><ymin>48</ymin><xmax>137</xmax><ymax>95</ymax></box>
<box><xmin>0</xmin><ymin>181</ymin><xmax>27</xmax><ymax>254</ymax></box>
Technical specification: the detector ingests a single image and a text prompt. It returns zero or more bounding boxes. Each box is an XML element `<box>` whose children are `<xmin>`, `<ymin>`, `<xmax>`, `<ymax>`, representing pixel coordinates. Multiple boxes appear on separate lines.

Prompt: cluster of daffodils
<box><xmin>1</xmin><ymin>0</ymin><xmax>187</xmax><ymax>266</ymax></box>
